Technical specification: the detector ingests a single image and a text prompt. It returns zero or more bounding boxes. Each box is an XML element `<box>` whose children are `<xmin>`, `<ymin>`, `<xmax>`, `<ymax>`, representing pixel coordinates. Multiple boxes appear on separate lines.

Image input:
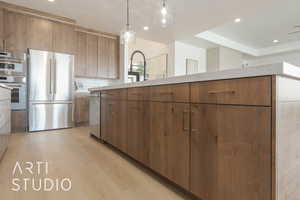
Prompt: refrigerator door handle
<box><xmin>53</xmin><ymin>57</ymin><xmax>57</xmax><ymax>94</ymax></box>
<box><xmin>49</xmin><ymin>58</ymin><xmax>52</xmax><ymax>95</ymax></box>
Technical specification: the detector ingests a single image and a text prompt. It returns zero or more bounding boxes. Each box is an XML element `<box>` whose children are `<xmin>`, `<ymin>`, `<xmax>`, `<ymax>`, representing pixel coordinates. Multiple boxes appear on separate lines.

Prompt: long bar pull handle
<box><xmin>191</xmin><ymin>111</ymin><xmax>199</xmax><ymax>133</ymax></box>
<box><xmin>49</xmin><ymin>58</ymin><xmax>52</xmax><ymax>95</ymax></box>
<box><xmin>53</xmin><ymin>57</ymin><xmax>57</xmax><ymax>94</ymax></box>
<box><xmin>208</xmin><ymin>90</ymin><xmax>235</xmax><ymax>95</ymax></box>
<box><xmin>182</xmin><ymin>110</ymin><xmax>189</xmax><ymax>131</ymax></box>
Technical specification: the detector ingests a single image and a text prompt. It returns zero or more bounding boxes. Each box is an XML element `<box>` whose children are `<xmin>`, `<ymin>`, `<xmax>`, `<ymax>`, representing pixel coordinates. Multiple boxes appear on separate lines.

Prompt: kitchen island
<box><xmin>0</xmin><ymin>84</ymin><xmax>11</xmax><ymax>162</ymax></box>
<box><xmin>89</xmin><ymin>62</ymin><xmax>300</xmax><ymax>200</ymax></box>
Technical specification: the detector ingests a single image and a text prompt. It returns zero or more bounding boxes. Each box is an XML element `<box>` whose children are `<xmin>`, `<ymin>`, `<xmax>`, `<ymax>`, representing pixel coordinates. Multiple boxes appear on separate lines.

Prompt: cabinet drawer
<box><xmin>101</xmin><ymin>89</ymin><xmax>127</xmax><ymax>100</ymax></box>
<box><xmin>191</xmin><ymin>76</ymin><xmax>272</xmax><ymax>106</ymax></box>
<box><xmin>128</xmin><ymin>87</ymin><xmax>150</xmax><ymax>101</ymax></box>
<box><xmin>150</xmin><ymin>84</ymin><xmax>190</xmax><ymax>102</ymax></box>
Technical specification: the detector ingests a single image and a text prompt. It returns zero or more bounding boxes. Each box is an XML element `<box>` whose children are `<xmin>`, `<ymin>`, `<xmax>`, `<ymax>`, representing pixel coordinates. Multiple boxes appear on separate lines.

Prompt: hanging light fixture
<box><xmin>120</xmin><ymin>0</ymin><xmax>136</xmax><ymax>44</ymax></box>
<box><xmin>161</xmin><ymin>0</ymin><xmax>167</xmax><ymax>16</ymax></box>
<box><xmin>161</xmin><ymin>0</ymin><xmax>168</xmax><ymax>27</ymax></box>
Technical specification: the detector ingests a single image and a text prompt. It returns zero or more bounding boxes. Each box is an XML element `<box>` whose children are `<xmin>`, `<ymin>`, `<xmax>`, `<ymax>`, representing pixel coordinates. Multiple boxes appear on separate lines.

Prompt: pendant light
<box><xmin>120</xmin><ymin>0</ymin><xmax>136</xmax><ymax>44</ymax></box>
<box><xmin>161</xmin><ymin>0</ymin><xmax>168</xmax><ymax>27</ymax></box>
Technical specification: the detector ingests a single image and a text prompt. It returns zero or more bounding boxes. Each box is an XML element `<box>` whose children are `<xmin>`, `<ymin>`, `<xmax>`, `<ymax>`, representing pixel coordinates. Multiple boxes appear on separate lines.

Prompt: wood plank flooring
<box><xmin>0</xmin><ymin>127</ymin><xmax>192</xmax><ymax>200</ymax></box>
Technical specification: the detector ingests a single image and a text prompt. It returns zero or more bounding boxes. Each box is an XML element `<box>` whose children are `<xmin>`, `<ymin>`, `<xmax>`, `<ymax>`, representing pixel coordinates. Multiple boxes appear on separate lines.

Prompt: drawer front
<box><xmin>128</xmin><ymin>87</ymin><xmax>150</xmax><ymax>101</ymax></box>
<box><xmin>150</xmin><ymin>83</ymin><xmax>190</xmax><ymax>102</ymax></box>
<box><xmin>191</xmin><ymin>76</ymin><xmax>272</xmax><ymax>106</ymax></box>
<box><xmin>101</xmin><ymin>89</ymin><xmax>127</xmax><ymax>100</ymax></box>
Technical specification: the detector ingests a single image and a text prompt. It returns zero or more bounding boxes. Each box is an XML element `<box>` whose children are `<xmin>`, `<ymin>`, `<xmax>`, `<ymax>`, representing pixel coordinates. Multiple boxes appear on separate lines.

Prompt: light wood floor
<box><xmin>0</xmin><ymin>127</ymin><xmax>193</xmax><ymax>200</ymax></box>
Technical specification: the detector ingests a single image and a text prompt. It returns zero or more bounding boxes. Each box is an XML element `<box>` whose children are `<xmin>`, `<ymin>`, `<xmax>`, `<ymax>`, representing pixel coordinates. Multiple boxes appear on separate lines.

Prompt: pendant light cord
<box><xmin>126</xmin><ymin>0</ymin><xmax>130</xmax><ymax>28</ymax></box>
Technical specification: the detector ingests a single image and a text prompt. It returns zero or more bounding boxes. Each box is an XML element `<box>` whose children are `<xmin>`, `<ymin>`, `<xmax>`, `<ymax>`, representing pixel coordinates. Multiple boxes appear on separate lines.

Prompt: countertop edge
<box><xmin>0</xmin><ymin>84</ymin><xmax>12</xmax><ymax>90</ymax></box>
<box><xmin>89</xmin><ymin>62</ymin><xmax>300</xmax><ymax>92</ymax></box>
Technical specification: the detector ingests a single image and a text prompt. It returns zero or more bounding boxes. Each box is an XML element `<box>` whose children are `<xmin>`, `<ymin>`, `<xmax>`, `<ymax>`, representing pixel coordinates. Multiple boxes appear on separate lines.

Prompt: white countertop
<box><xmin>0</xmin><ymin>84</ymin><xmax>12</xmax><ymax>90</ymax></box>
<box><xmin>89</xmin><ymin>62</ymin><xmax>300</xmax><ymax>92</ymax></box>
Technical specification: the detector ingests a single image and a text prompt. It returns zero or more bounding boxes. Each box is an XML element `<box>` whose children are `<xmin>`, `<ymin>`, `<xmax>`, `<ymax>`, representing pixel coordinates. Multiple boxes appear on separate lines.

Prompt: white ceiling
<box><xmin>195</xmin><ymin>0</ymin><xmax>300</xmax><ymax>56</ymax></box>
<box><xmin>3</xmin><ymin>0</ymin><xmax>274</xmax><ymax>44</ymax></box>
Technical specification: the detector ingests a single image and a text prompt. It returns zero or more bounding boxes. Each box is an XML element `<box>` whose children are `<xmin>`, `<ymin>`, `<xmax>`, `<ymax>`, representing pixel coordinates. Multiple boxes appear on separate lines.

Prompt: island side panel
<box><xmin>276</xmin><ymin>76</ymin><xmax>300</xmax><ymax>200</ymax></box>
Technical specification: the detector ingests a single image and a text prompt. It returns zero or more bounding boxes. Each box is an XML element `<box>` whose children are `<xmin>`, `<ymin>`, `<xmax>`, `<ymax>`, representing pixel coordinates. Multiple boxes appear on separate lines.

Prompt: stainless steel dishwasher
<box><xmin>89</xmin><ymin>92</ymin><xmax>101</xmax><ymax>139</ymax></box>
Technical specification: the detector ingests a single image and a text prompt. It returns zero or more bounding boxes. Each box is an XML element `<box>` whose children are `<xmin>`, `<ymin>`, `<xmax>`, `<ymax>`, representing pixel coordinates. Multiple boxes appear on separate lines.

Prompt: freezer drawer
<box><xmin>29</xmin><ymin>102</ymin><xmax>74</xmax><ymax>132</ymax></box>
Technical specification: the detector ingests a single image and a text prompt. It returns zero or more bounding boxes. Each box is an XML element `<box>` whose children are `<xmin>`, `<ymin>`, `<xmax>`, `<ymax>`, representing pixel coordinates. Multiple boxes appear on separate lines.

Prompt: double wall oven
<box><xmin>0</xmin><ymin>52</ymin><xmax>26</xmax><ymax>111</ymax></box>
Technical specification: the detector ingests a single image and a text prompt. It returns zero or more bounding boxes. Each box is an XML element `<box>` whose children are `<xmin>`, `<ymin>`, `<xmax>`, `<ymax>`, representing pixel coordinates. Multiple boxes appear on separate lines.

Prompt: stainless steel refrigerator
<box><xmin>28</xmin><ymin>49</ymin><xmax>74</xmax><ymax>132</ymax></box>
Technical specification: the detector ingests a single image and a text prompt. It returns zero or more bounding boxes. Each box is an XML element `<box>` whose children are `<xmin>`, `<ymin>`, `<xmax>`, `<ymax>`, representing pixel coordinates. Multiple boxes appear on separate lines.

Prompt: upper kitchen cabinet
<box><xmin>98</xmin><ymin>36</ymin><xmax>119</xmax><ymax>79</ymax></box>
<box><xmin>0</xmin><ymin>9</ymin><xmax>4</xmax><ymax>51</ymax></box>
<box><xmin>3</xmin><ymin>10</ymin><xmax>28</xmax><ymax>53</ymax></box>
<box><xmin>75</xmin><ymin>32</ymin><xmax>87</xmax><ymax>77</ymax></box>
<box><xmin>53</xmin><ymin>22</ymin><xmax>77</xmax><ymax>54</ymax></box>
<box><xmin>86</xmin><ymin>34</ymin><xmax>98</xmax><ymax>77</ymax></box>
<box><xmin>27</xmin><ymin>16</ymin><xmax>53</xmax><ymax>51</ymax></box>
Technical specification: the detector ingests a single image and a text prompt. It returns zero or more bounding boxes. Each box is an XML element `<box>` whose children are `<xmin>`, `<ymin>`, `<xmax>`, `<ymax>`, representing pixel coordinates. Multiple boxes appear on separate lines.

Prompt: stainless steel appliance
<box><xmin>28</xmin><ymin>49</ymin><xmax>75</xmax><ymax>132</ymax></box>
<box><xmin>0</xmin><ymin>52</ymin><xmax>27</xmax><ymax>110</ymax></box>
<box><xmin>89</xmin><ymin>92</ymin><xmax>101</xmax><ymax>139</ymax></box>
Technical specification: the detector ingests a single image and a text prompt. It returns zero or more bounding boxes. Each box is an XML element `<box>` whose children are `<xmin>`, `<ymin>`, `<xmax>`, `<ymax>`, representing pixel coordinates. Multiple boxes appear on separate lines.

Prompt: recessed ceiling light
<box><xmin>143</xmin><ymin>26</ymin><xmax>149</xmax><ymax>31</ymax></box>
<box><xmin>48</xmin><ymin>0</ymin><xmax>55</xmax><ymax>2</ymax></box>
<box><xmin>234</xmin><ymin>18</ymin><xmax>241</xmax><ymax>23</ymax></box>
<box><xmin>273</xmin><ymin>39</ymin><xmax>279</xmax><ymax>43</ymax></box>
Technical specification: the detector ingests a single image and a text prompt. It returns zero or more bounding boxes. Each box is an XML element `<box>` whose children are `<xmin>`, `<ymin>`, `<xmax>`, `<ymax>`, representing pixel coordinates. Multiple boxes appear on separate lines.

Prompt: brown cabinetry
<box><xmin>75</xmin><ymin>30</ymin><xmax>119</xmax><ymax>79</ymax></box>
<box><xmin>74</xmin><ymin>95</ymin><xmax>89</xmax><ymax>125</ymax></box>
<box><xmin>53</xmin><ymin>22</ymin><xmax>76</xmax><ymax>54</ymax></box>
<box><xmin>190</xmin><ymin>104</ymin><xmax>271</xmax><ymax>200</ymax></box>
<box><xmin>97</xmin><ymin>36</ymin><xmax>119</xmax><ymax>79</ymax></box>
<box><xmin>27</xmin><ymin>16</ymin><xmax>53</xmax><ymax>51</ymax></box>
<box><xmin>3</xmin><ymin>10</ymin><xmax>27</xmax><ymax>53</ymax></box>
<box><xmin>86</xmin><ymin>34</ymin><xmax>98</xmax><ymax>77</ymax></box>
<box><xmin>101</xmin><ymin>94</ymin><xmax>127</xmax><ymax>153</ymax></box>
<box><xmin>127</xmin><ymin>101</ymin><xmax>150</xmax><ymax>165</ymax></box>
<box><xmin>191</xmin><ymin>76</ymin><xmax>271</xmax><ymax>106</ymax></box>
<box><xmin>150</xmin><ymin>83</ymin><xmax>190</xmax><ymax>102</ymax></box>
<box><xmin>75</xmin><ymin>32</ymin><xmax>87</xmax><ymax>76</ymax></box>
<box><xmin>99</xmin><ymin>76</ymin><xmax>275</xmax><ymax>200</ymax></box>
<box><xmin>11</xmin><ymin>110</ymin><xmax>27</xmax><ymax>132</ymax></box>
<box><xmin>149</xmin><ymin>102</ymin><xmax>190</xmax><ymax>189</ymax></box>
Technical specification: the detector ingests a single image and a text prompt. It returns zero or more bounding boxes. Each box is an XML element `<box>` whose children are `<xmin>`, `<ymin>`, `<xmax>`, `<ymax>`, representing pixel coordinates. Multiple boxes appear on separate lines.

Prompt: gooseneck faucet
<box><xmin>129</xmin><ymin>50</ymin><xmax>147</xmax><ymax>81</ymax></box>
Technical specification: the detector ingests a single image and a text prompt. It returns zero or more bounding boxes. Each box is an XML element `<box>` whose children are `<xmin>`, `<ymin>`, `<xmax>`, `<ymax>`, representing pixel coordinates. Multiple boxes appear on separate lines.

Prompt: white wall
<box><xmin>219</xmin><ymin>47</ymin><xmax>243</xmax><ymax>70</ymax></box>
<box><xmin>206</xmin><ymin>46</ymin><xmax>243</xmax><ymax>72</ymax></box>
<box><xmin>243</xmin><ymin>50</ymin><xmax>300</xmax><ymax>68</ymax></box>
<box><xmin>171</xmin><ymin>41</ymin><xmax>207</xmax><ymax>76</ymax></box>
<box><xmin>128</xmin><ymin>38</ymin><xmax>169</xmax><ymax>63</ymax></box>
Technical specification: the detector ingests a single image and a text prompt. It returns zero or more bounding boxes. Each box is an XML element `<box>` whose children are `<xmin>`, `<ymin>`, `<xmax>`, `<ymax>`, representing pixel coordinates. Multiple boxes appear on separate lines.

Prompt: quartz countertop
<box><xmin>0</xmin><ymin>84</ymin><xmax>12</xmax><ymax>90</ymax></box>
<box><xmin>89</xmin><ymin>62</ymin><xmax>300</xmax><ymax>92</ymax></box>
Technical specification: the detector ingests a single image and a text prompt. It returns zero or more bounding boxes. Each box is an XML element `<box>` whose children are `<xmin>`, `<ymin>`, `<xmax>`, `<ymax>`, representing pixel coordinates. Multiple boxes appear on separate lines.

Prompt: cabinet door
<box><xmin>101</xmin><ymin>99</ymin><xmax>127</xmax><ymax>152</ymax></box>
<box><xmin>190</xmin><ymin>104</ymin><xmax>272</xmax><ymax>200</ymax></box>
<box><xmin>27</xmin><ymin>16</ymin><xmax>53</xmax><ymax>51</ymax></box>
<box><xmin>4</xmin><ymin>10</ymin><xmax>27</xmax><ymax>53</ymax></box>
<box><xmin>127</xmin><ymin>101</ymin><xmax>150</xmax><ymax>165</ymax></box>
<box><xmin>75</xmin><ymin>32</ymin><xmax>87</xmax><ymax>77</ymax></box>
<box><xmin>166</xmin><ymin>103</ymin><xmax>190</xmax><ymax>190</ymax></box>
<box><xmin>98</xmin><ymin>37</ymin><xmax>118</xmax><ymax>79</ymax></box>
<box><xmin>74</xmin><ymin>96</ymin><xmax>89</xmax><ymax>124</ymax></box>
<box><xmin>107</xmin><ymin>38</ymin><xmax>118</xmax><ymax>79</ymax></box>
<box><xmin>86</xmin><ymin>34</ymin><xmax>98</xmax><ymax>77</ymax></box>
<box><xmin>217</xmin><ymin>106</ymin><xmax>271</xmax><ymax>200</ymax></box>
<box><xmin>190</xmin><ymin>104</ymin><xmax>218</xmax><ymax>200</ymax></box>
<box><xmin>0</xmin><ymin>9</ymin><xmax>4</xmax><ymax>50</ymax></box>
<box><xmin>97</xmin><ymin>36</ymin><xmax>109</xmax><ymax>78</ymax></box>
<box><xmin>149</xmin><ymin>102</ymin><xmax>169</xmax><ymax>176</ymax></box>
<box><xmin>53</xmin><ymin>22</ymin><xmax>76</xmax><ymax>54</ymax></box>
<box><xmin>115</xmin><ymin>100</ymin><xmax>127</xmax><ymax>153</ymax></box>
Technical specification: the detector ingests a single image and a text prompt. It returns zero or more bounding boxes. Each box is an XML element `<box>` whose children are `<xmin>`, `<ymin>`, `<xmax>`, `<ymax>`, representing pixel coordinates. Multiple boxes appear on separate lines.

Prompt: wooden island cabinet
<box><xmin>96</xmin><ymin>71</ymin><xmax>300</xmax><ymax>200</ymax></box>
